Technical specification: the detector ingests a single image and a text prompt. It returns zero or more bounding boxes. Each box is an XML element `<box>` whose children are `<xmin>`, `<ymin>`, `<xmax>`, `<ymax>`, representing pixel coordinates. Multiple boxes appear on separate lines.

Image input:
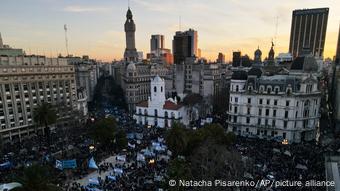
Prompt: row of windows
<box><xmin>231</xmin><ymin>116</ymin><xmax>312</xmax><ymax>129</ymax></box>
<box><xmin>231</xmin><ymin>96</ymin><xmax>319</xmax><ymax>107</ymax></box>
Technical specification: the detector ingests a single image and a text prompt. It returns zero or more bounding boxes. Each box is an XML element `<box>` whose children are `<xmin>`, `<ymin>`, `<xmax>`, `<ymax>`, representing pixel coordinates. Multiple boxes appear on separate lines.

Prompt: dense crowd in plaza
<box><xmin>0</xmin><ymin>97</ymin><xmax>339</xmax><ymax>191</ymax></box>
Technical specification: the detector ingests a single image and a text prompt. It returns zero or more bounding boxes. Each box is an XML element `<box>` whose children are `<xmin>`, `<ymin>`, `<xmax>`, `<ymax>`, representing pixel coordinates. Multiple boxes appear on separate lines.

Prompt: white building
<box><xmin>133</xmin><ymin>75</ymin><xmax>188</xmax><ymax>128</ymax></box>
<box><xmin>0</xmin><ymin>55</ymin><xmax>78</xmax><ymax>142</ymax></box>
<box><xmin>227</xmin><ymin>54</ymin><xmax>321</xmax><ymax>143</ymax></box>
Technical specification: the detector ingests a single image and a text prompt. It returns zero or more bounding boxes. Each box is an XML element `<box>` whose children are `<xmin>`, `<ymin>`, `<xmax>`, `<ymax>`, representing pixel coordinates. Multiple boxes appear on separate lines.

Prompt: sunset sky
<box><xmin>1</xmin><ymin>0</ymin><xmax>340</xmax><ymax>62</ymax></box>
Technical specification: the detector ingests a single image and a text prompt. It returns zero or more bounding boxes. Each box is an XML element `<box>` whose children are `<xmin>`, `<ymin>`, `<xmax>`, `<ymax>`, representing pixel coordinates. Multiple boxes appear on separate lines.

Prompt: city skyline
<box><xmin>1</xmin><ymin>0</ymin><xmax>340</xmax><ymax>61</ymax></box>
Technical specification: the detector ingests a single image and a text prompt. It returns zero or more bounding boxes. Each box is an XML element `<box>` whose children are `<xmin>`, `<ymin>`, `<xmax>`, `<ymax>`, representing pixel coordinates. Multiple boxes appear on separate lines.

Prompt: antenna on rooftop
<box><xmin>64</xmin><ymin>24</ymin><xmax>69</xmax><ymax>56</ymax></box>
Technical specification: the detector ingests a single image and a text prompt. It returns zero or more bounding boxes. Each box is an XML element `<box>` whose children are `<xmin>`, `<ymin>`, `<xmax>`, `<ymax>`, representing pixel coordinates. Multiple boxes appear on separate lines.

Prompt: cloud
<box><xmin>63</xmin><ymin>5</ymin><xmax>111</xmax><ymax>13</ymax></box>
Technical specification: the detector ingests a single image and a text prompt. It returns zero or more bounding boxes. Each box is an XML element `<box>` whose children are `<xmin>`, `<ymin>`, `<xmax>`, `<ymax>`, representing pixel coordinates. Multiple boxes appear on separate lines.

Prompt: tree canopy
<box><xmin>14</xmin><ymin>165</ymin><xmax>61</xmax><ymax>191</ymax></box>
<box><xmin>89</xmin><ymin>117</ymin><xmax>117</xmax><ymax>149</ymax></box>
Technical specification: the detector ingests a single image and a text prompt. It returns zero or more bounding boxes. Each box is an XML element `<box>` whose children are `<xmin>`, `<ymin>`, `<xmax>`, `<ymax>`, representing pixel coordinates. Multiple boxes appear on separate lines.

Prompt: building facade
<box><xmin>133</xmin><ymin>76</ymin><xmax>188</xmax><ymax>128</ymax></box>
<box><xmin>67</xmin><ymin>56</ymin><xmax>98</xmax><ymax>102</ymax></box>
<box><xmin>289</xmin><ymin>8</ymin><xmax>329</xmax><ymax>58</ymax></box>
<box><xmin>150</xmin><ymin>35</ymin><xmax>164</xmax><ymax>52</ymax></box>
<box><xmin>0</xmin><ymin>55</ymin><xmax>77</xmax><ymax>142</ymax></box>
<box><xmin>172</xmin><ymin>29</ymin><xmax>198</xmax><ymax>64</ymax></box>
<box><xmin>121</xmin><ymin>62</ymin><xmax>174</xmax><ymax>112</ymax></box>
<box><xmin>227</xmin><ymin>55</ymin><xmax>321</xmax><ymax>143</ymax></box>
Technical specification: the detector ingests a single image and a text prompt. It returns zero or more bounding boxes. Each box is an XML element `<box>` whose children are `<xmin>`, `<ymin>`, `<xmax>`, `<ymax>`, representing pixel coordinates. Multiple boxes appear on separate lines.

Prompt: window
<box><xmin>275</xmin><ymin>87</ymin><xmax>279</xmax><ymax>94</ymax></box>
<box><xmin>265</xmin><ymin>109</ymin><xmax>269</xmax><ymax>116</ymax></box>
<box><xmin>258</xmin><ymin>108</ymin><xmax>262</xmax><ymax>115</ymax></box>
<box><xmin>283</xmin><ymin>132</ymin><xmax>286</xmax><ymax>139</ymax></box>
<box><xmin>284</xmin><ymin>121</ymin><xmax>288</xmax><ymax>128</ymax></box>
<box><xmin>274</xmin><ymin>100</ymin><xmax>278</xmax><ymax>105</ymax></box>
<box><xmin>247</xmin><ymin>98</ymin><xmax>251</xmax><ymax>104</ymax></box>
<box><xmin>246</xmin><ymin>117</ymin><xmax>250</xmax><ymax>124</ymax></box>
<box><xmin>286</xmin><ymin>100</ymin><xmax>290</xmax><ymax>107</ymax></box>
<box><xmin>236</xmin><ymin>85</ymin><xmax>239</xmax><ymax>92</ymax></box>
<box><xmin>233</xmin><ymin>116</ymin><xmax>237</xmax><ymax>123</ymax></box>
<box><xmin>154</xmin><ymin>109</ymin><xmax>158</xmax><ymax>116</ymax></box>
<box><xmin>235</xmin><ymin>97</ymin><xmax>238</xmax><ymax>103</ymax></box>
<box><xmin>267</xmin><ymin>86</ymin><xmax>272</xmax><ymax>94</ymax></box>
<box><xmin>272</xmin><ymin>120</ymin><xmax>276</xmax><ymax>127</ymax></box>
<box><xmin>285</xmin><ymin>111</ymin><xmax>288</xmax><ymax>118</ymax></box>
<box><xmin>267</xmin><ymin>99</ymin><xmax>270</xmax><ymax>105</ymax></box>
<box><xmin>161</xmin><ymin>86</ymin><xmax>163</xmax><ymax>92</ymax></box>
<box><xmin>273</xmin><ymin>110</ymin><xmax>277</xmax><ymax>117</ymax></box>
<box><xmin>234</xmin><ymin>107</ymin><xmax>238</xmax><ymax>113</ymax></box>
<box><xmin>247</xmin><ymin>107</ymin><xmax>250</xmax><ymax>115</ymax></box>
<box><xmin>265</xmin><ymin>119</ymin><xmax>268</xmax><ymax>126</ymax></box>
<box><xmin>259</xmin><ymin>99</ymin><xmax>263</xmax><ymax>104</ymax></box>
<box><xmin>258</xmin><ymin>118</ymin><xmax>261</xmax><ymax>125</ymax></box>
<box><xmin>154</xmin><ymin>86</ymin><xmax>157</xmax><ymax>92</ymax></box>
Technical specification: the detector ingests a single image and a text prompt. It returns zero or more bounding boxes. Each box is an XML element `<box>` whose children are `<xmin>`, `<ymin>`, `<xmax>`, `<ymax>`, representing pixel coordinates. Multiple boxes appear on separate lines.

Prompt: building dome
<box><xmin>248</xmin><ymin>67</ymin><xmax>262</xmax><ymax>77</ymax></box>
<box><xmin>127</xmin><ymin>62</ymin><xmax>136</xmax><ymax>71</ymax></box>
<box><xmin>255</xmin><ymin>48</ymin><xmax>262</xmax><ymax>56</ymax></box>
<box><xmin>231</xmin><ymin>70</ymin><xmax>248</xmax><ymax>80</ymax></box>
<box><xmin>290</xmin><ymin>54</ymin><xmax>318</xmax><ymax>72</ymax></box>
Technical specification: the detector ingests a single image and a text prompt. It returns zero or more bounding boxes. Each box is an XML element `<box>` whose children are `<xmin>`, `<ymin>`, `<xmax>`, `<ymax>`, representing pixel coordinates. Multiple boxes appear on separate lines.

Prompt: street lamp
<box><xmin>282</xmin><ymin>139</ymin><xmax>288</xmax><ymax>145</ymax></box>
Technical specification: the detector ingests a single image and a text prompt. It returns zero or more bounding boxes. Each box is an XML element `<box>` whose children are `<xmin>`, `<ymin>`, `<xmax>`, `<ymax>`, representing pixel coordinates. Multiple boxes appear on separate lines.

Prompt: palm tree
<box><xmin>33</xmin><ymin>102</ymin><xmax>57</xmax><ymax>150</ymax></box>
<box><xmin>13</xmin><ymin>165</ymin><xmax>61</xmax><ymax>191</ymax></box>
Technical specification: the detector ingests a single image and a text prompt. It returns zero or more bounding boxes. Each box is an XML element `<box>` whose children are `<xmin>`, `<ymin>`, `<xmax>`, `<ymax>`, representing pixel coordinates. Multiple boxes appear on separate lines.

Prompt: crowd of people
<box><xmin>234</xmin><ymin>137</ymin><xmax>339</xmax><ymax>191</ymax></box>
<box><xmin>1</xmin><ymin>96</ymin><xmax>339</xmax><ymax>191</ymax></box>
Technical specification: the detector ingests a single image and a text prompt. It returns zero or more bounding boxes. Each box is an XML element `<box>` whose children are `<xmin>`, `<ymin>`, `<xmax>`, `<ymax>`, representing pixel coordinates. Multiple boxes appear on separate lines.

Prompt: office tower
<box><xmin>172</xmin><ymin>29</ymin><xmax>198</xmax><ymax>64</ymax></box>
<box><xmin>124</xmin><ymin>8</ymin><xmax>139</xmax><ymax>62</ymax></box>
<box><xmin>289</xmin><ymin>8</ymin><xmax>329</xmax><ymax>58</ymax></box>
<box><xmin>335</xmin><ymin>24</ymin><xmax>340</xmax><ymax>64</ymax></box>
<box><xmin>232</xmin><ymin>51</ymin><xmax>241</xmax><ymax>67</ymax></box>
<box><xmin>217</xmin><ymin>52</ymin><xmax>225</xmax><ymax>63</ymax></box>
<box><xmin>150</xmin><ymin>35</ymin><xmax>164</xmax><ymax>52</ymax></box>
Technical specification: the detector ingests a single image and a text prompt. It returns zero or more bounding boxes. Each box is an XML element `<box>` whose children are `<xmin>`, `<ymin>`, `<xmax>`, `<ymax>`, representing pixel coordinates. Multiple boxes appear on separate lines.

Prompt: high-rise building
<box><xmin>150</xmin><ymin>35</ymin><xmax>164</xmax><ymax>52</ymax></box>
<box><xmin>232</xmin><ymin>51</ymin><xmax>241</xmax><ymax>67</ymax></box>
<box><xmin>124</xmin><ymin>8</ymin><xmax>139</xmax><ymax>62</ymax></box>
<box><xmin>335</xmin><ymin>24</ymin><xmax>340</xmax><ymax>64</ymax></box>
<box><xmin>172</xmin><ymin>29</ymin><xmax>198</xmax><ymax>64</ymax></box>
<box><xmin>289</xmin><ymin>8</ymin><xmax>329</xmax><ymax>58</ymax></box>
<box><xmin>217</xmin><ymin>52</ymin><xmax>225</xmax><ymax>63</ymax></box>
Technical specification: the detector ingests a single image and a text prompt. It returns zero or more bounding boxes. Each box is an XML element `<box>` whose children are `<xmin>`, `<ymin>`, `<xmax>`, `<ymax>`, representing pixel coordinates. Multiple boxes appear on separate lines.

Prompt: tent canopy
<box><xmin>88</xmin><ymin>157</ymin><xmax>99</xmax><ymax>170</ymax></box>
<box><xmin>0</xmin><ymin>182</ymin><xmax>23</xmax><ymax>191</ymax></box>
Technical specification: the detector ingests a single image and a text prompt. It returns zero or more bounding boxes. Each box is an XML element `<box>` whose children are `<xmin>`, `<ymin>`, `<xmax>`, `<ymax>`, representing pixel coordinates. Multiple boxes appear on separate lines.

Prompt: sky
<box><xmin>1</xmin><ymin>0</ymin><xmax>340</xmax><ymax>62</ymax></box>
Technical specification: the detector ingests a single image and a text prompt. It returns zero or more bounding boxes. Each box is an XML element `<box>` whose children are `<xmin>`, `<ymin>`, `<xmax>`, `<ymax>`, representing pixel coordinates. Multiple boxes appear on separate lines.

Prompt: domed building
<box><xmin>254</xmin><ymin>46</ymin><xmax>262</xmax><ymax>63</ymax></box>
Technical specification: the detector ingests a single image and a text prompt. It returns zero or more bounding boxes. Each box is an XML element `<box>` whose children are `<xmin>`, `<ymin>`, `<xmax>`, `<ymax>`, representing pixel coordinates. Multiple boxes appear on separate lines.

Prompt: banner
<box><xmin>55</xmin><ymin>159</ymin><xmax>77</xmax><ymax>170</ymax></box>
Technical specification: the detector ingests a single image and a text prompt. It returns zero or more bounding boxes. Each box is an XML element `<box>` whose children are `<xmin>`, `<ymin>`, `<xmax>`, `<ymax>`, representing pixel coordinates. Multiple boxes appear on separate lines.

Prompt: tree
<box><xmin>115</xmin><ymin>130</ymin><xmax>128</xmax><ymax>151</ymax></box>
<box><xmin>89</xmin><ymin>117</ymin><xmax>117</xmax><ymax>149</ymax></box>
<box><xmin>33</xmin><ymin>102</ymin><xmax>57</xmax><ymax>149</ymax></box>
<box><xmin>13</xmin><ymin>165</ymin><xmax>61</xmax><ymax>191</ymax></box>
<box><xmin>166</xmin><ymin>158</ymin><xmax>193</xmax><ymax>191</ymax></box>
<box><xmin>166</xmin><ymin>123</ymin><xmax>188</xmax><ymax>157</ymax></box>
<box><xmin>189</xmin><ymin>139</ymin><xmax>244</xmax><ymax>191</ymax></box>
